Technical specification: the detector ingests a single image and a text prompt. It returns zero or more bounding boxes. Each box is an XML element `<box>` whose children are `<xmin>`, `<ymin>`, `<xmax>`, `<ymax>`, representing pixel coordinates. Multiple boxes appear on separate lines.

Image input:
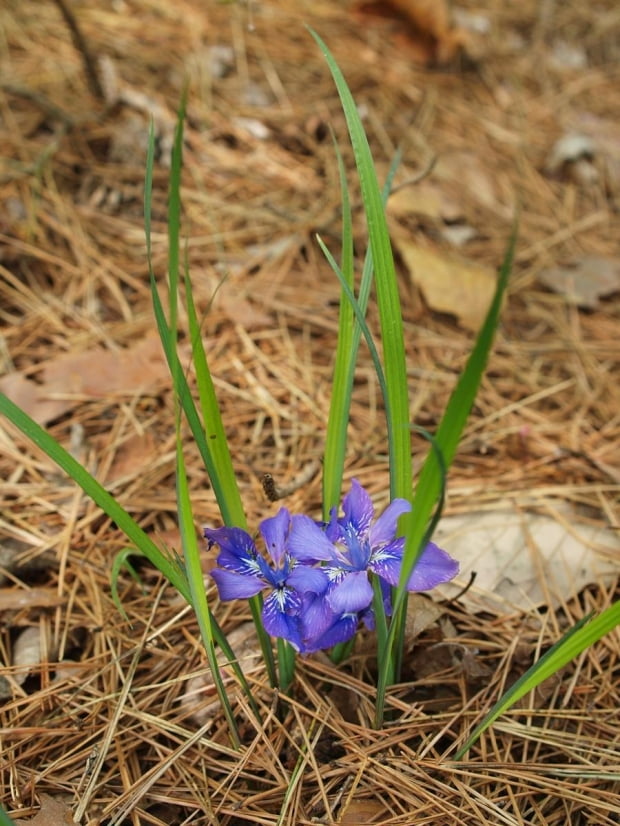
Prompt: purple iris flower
<box><xmin>204</xmin><ymin>508</ymin><xmax>327</xmax><ymax>652</ymax></box>
<box><xmin>288</xmin><ymin>479</ymin><xmax>459</xmax><ymax>646</ymax></box>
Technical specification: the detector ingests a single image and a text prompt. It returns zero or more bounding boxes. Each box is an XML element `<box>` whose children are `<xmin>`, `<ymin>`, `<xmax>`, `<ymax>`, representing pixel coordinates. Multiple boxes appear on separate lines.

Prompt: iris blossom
<box><xmin>204</xmin><ymin>508</ymin><xmax>327</xmax><ymax>651</ymax></box>
<box><xmin>205</xmin><ymin>480</ymin><xmax>459</xmax><ymax>653</ymax></box>
<box><xmin>287</xmin><ymin>479</ymin><xmax>459</xmax><ymax>648</ymax></box>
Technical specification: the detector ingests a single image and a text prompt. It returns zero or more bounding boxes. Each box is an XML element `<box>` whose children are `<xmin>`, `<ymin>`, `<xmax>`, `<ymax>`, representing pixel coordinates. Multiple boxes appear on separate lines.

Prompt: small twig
<box><xmin>444</xmin><ymin>570</ymin><xmax>477</xmax><ymax>605</ymax></box>
<box><xmin>51</xmin><ymin>0</ymin><xmax>105</xmax><ymax>101</ymax></box>
<box><xmin>388</xmin><ymin>153</ymin><xmax>438</xmax><ymax>195</ymax></box>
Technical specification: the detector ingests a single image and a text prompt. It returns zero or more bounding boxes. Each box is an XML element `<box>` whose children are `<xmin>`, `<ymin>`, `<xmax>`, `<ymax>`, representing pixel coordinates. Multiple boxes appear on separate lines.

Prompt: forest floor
<box><xmin>0</xmin><ymin>1</ymin><xmax>619</xmax><ymax>824</ymax></box>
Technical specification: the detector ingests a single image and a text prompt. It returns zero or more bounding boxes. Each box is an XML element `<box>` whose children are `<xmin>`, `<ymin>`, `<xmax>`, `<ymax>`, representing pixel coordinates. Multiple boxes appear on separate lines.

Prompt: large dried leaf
<box><xmin>387</xmin><ymin>180</ymin><xmax>463</xmax><ymax>223</ymax></box>
<box><xmin>354</xmin><ymin>0</ymin><xmax>470</xmax><ymax>65</ymax></box>
<box><xmin>40</xmin><ymin>334</ymin><xmax>170</xmax><ymax>398</ymax></box>
<box><xmin>435</xmin><ymin>505</ymin><xmax>619</xmax><ymax>613</ymax></box>
<box><xmin>339</xmin><ymin>797</ymin><xmax>386</xmax><ymax>824</ymax></box>
<box><xmin>392</xmin><ymin>235</ymin><xmax>498</xmax><ymax>330</ymax></box>
<box><xmin>0</xmin><ymin>335</ymin><xmax>174</xmax><ymax>425</ymax></box>
<box><xmin>538</xmin><ymin>256</ymin><xmax>620</xmax><ymax>309</ymax></box>
<box><xmin>434</xmin><ymin>151</ymin><xmax>500</xmax><ymax>213</ymax></box>
<box><xmin>0</xmin><ymin>372</ymin><xmax>71</xmax><ymax>427</ymax></box>
<box><xmin>14</xmin><ymin>794</ymin><xmax>72</xmax><ymax>826</ymax></box>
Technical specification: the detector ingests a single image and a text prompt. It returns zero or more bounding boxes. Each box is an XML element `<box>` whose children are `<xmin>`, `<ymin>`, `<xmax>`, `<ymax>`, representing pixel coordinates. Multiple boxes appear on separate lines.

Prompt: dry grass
<box><xmin>0</xmin><ymin>0</ymin><xmax>619</xmax><ymax>823</ymax></box>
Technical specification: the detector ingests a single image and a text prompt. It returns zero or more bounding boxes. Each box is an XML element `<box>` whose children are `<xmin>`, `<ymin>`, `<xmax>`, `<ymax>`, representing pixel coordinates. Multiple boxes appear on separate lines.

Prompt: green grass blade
<box><xmin>310</xmin><ymin>28</ymin><xmax>411</xmax><ymax>505</ymax></box>
<box><xmin>175</xmin><ymin>432</ymin><xmax>241</xmax><ymax>746</ymax></box>
<box><xmin>150</xmin><ymin>287</ymin><xmax>239</xmax><ymax>520</ymax></box>
<box><xmin>321</xmin><ymin>148</ymin><xmax>402</xmax><ymax>519</ymax></box>
<box><xmin>145</xmin><ymin>111</ymin><xmax>244</xmax><ymax>528</ymax></box>
<box><xmin>316</xmin><ymin>236</ymin><xmax>388</xmax><ymax>412</ymax></box>
<box><xmin>454</xmin><ymin>601</ymin><xmax>620</xmax><ymax>759</ymax></box>
<box><xmin>0</xmin><ymin>393</ymin><xmax>191</xmax><ymax>603</ymax></box>
<box><xmin>166</xmin><ymin>96</ymin><xmax>184</xmax><ymax>354</ymax></box>
<box><xmin>110</xmin><ymin>547</ymin><xmax>147</xmax><ymax>623</ymax></box>
<box><xmin>312</xmin><ymin>28</ymin><xmax>411</xmax><ymax>720</ymax></box>
<box><xmin>384</xmin><ymin>225</ymin><xmax>518</xmax><ymax>710</ymax></box>
<box><xmin>0</xmin><ymin>805</ymin><xmax>15</xmax><ymax>826</ymax></box>
<box><xmin>276</xmin><ymin>637</ymin><xmax>296</xmax><ymax>694</ymax></box>
<box><xmin>399</xmin><ymin>226</ymin><xmax>516</xmax><ymax>589</ymax></box>
<box><xmin>183</xmin><ymin>264</ymin><xmax>247</xmax><ymax>528</ymax></box>
<box><xmin>322</xmin><ymin>135</ymin><xmax>355</xmax><ymax>518</ymax></box>
<box><xmin>183</xmin><ymin>254</ymin><xmax>277</xmax><ymax>686</ymax></box>
<box><xmin>144</xmin><ymin>119</ymin><xmax>155</xmax><ymax>269</ymax></box>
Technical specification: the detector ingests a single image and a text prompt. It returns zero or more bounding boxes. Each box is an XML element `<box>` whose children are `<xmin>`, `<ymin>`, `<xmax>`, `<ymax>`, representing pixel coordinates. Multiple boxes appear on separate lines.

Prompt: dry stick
<box><xmin>51</xmin><ymin>0</ymin><xmax>105</xmax><ymax>101</ymax></box>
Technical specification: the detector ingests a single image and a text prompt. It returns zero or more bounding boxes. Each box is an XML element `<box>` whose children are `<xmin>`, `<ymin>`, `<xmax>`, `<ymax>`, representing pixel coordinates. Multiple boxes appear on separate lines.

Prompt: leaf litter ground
<box><xmin>0</xmin><ymin>1</ymin><xmax>619</xmax><ymax>824</ymax></box>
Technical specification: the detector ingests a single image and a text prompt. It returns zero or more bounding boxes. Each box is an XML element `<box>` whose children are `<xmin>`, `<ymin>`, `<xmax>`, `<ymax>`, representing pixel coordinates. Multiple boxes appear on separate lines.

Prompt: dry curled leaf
<box><xmin>1</xmin><ymin>626</ymin><xmax>51</xmax><ymax>699</ymax></box>
<box><xmin>545</xmin><ymin>133</ymin><xmax>596</xmax><ymax>175</ymax></box>
<box><xmin>339</xmin><ymin>797</ymin><xmax>386</xmax><ymax>824</ymax></box>
<box><xmin>392</xmin><ymin>235</ymin><xmax>499</xmax><ymax>330</ymax></box>
<box><xmin>354</xmin><ymin>0</ymin><xmax>470</xmax><ymax>65</ymax></box>
<box><xmin>14</xmin><ymin>793</ymin><xmax>73</xmax><ymax>826</ymax></box>
<box><xmin>387</xmin><ymin>180</ymin><xmax>463</xmax><ymax>223</ymax></box>
<box><xmin>436</xmin><ymin>505</ymin><xmax>620</xmax><ymax>613</ymax></box>
<box><xmin>538</xmin><ymin>256</ymin><xmax>620</xmax><ymax>309</ymax></box>
<box><xmin>404</xmin><ymin>593</ymin><xmax>445</xmax><ymax>652</ymax></box>
<box><xmin>11</xmin><ymin>626</ymin><xmax>46</xmax><ymax>684</ymax></box>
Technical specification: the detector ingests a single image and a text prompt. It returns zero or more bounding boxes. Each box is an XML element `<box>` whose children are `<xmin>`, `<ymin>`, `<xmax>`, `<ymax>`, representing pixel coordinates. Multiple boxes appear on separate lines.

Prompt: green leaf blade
<box><xmin>454</xmin><ymin>601</ymin><xmax>620</xmax><ymax>759</ymax></box>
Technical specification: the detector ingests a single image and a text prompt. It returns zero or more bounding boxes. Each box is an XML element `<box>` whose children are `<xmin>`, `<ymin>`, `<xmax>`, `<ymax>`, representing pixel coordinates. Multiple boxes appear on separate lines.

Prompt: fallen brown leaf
<box><xmin>392</xmin><ymin>235</ymin><xmax>498</xmax><ymax>330</ymax></box>
<box><xmin>354</xmin><ymin>0</ymin><xmax>469</xmax><ymax>65</ymax></box>
<box><xmin>40</xmin><ymin>334</ymin><xmax>170</xmax><ymax>397</ymax></box>
<box><xmin>339</xmin><ymin>797</ymin><xmax>386</xmax><ymax>824</ymax></box>
<box><xmin>436</xmin><ymin>505</ymin><xmax>620</xmax><ymax>613</ymax></box>
<box><xmin>0</xmin><ymin>371</ymin><xmax>72</xmax><ymax>426</ymax></box>
<box><xmin>14</xmin><ymin>793</ymin><xmax>73</xmax><ymax>826</ymax></box>
<box><xmin>434</xmin><ymin>150</ymin><xmax>500</xmax><ymax>213</ymax></box>
<box><xmin>0</xmin><ymin>335</ymin><xmax>174</xmax><ymax>426</ymax></box>
<box><xmin>538</xmin><ymin>256</ymin><xmax>620</xmax><ymax>309</ymax></box>
<box><xmin>387</xmin><ymin>180</ymin><xmax>463</xmax><ymax>224</ymax></box>
<box><xmin>104</xmin><ymin>430</ymin><xmax>158</xmax><ymax>484</ymax></box>
<box><xmin>404</xmin><ymin>593</ymin><xmax>445</xmax><ymax>652</ymax></box>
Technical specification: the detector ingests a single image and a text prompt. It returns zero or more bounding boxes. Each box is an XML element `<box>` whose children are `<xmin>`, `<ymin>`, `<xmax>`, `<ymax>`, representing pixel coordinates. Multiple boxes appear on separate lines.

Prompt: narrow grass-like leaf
<box><xmin>184</xmin><ymin>265</ymin><xmax>247</xmax><ymax>526</ymax></box>
<box><xmin>0</xmin><ymin>805</ymin><xmax>15</xmax><ymax>826</ymax></box>
<box><xmin>316</xmin><ymin>236</ymin><xmax>388</xmax><ymax>411</ymax></box>
<box><xmin>147</xmin><ymin>104</ymin><xmax>278</xmax><ymax>692</ymax></box>
<box><xmin>183</xmin><ymin>259</ymin><xmax>277</xmax><ymax>686</ymax></box>
<box><xmin>146</xmin><ymin>116</ymin><xmax>244</xmax><ymax>528</ymax></box>
<box><xmin>276</xmin><ymin>637</ymin><xmax>296</xmax><ymax>694</ymax></box>
<box><xmin>310</xmin><ymin>29</ymin><xmax>411</xmax><ymax>505</ymax></box>
<box><xmin>381</xmin><ymin>225</ymin><xmax>518</xmax><ymax>723</ymax></box>
<box><xmin>110</xmin><ymin>547</ymin><xmax>146</xmax><ymax>623</ymax></box>
<box><xmin>175</xmin><ymin>432</ymin><xmax>241</xmax><ymax>745</ymax></box>
<box><xmin>321</xmin><ymin>148</ymin><xmax>402</xmax><ymax>519</ymax></box>
<box><xmin>454</xmin><ymin>601</ymin><xmax>620</xmax><ymax>759</ymax></box>
<box><xmin>166</xmin><ymin>94</ymin><xmax>184</xmax><ymax>388</ymax></box>
<box><xmin>322</xmin><ymin>135</ymin><xmax>355</xmax><ymax>518</ymax></box>
<box><xmin>150</xmin><ymin>287</ymin><xmax>241</xmax><ymax>521</ymax></box>
<box><xmin>312</xmin><ymin>28</ymin><xmax>412</xmax><ymax>718</ymax></box>
<box><xmin>0</xmin><ymin>393</ymin><xmax>191</xmax><ymax>602</ymax></box>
